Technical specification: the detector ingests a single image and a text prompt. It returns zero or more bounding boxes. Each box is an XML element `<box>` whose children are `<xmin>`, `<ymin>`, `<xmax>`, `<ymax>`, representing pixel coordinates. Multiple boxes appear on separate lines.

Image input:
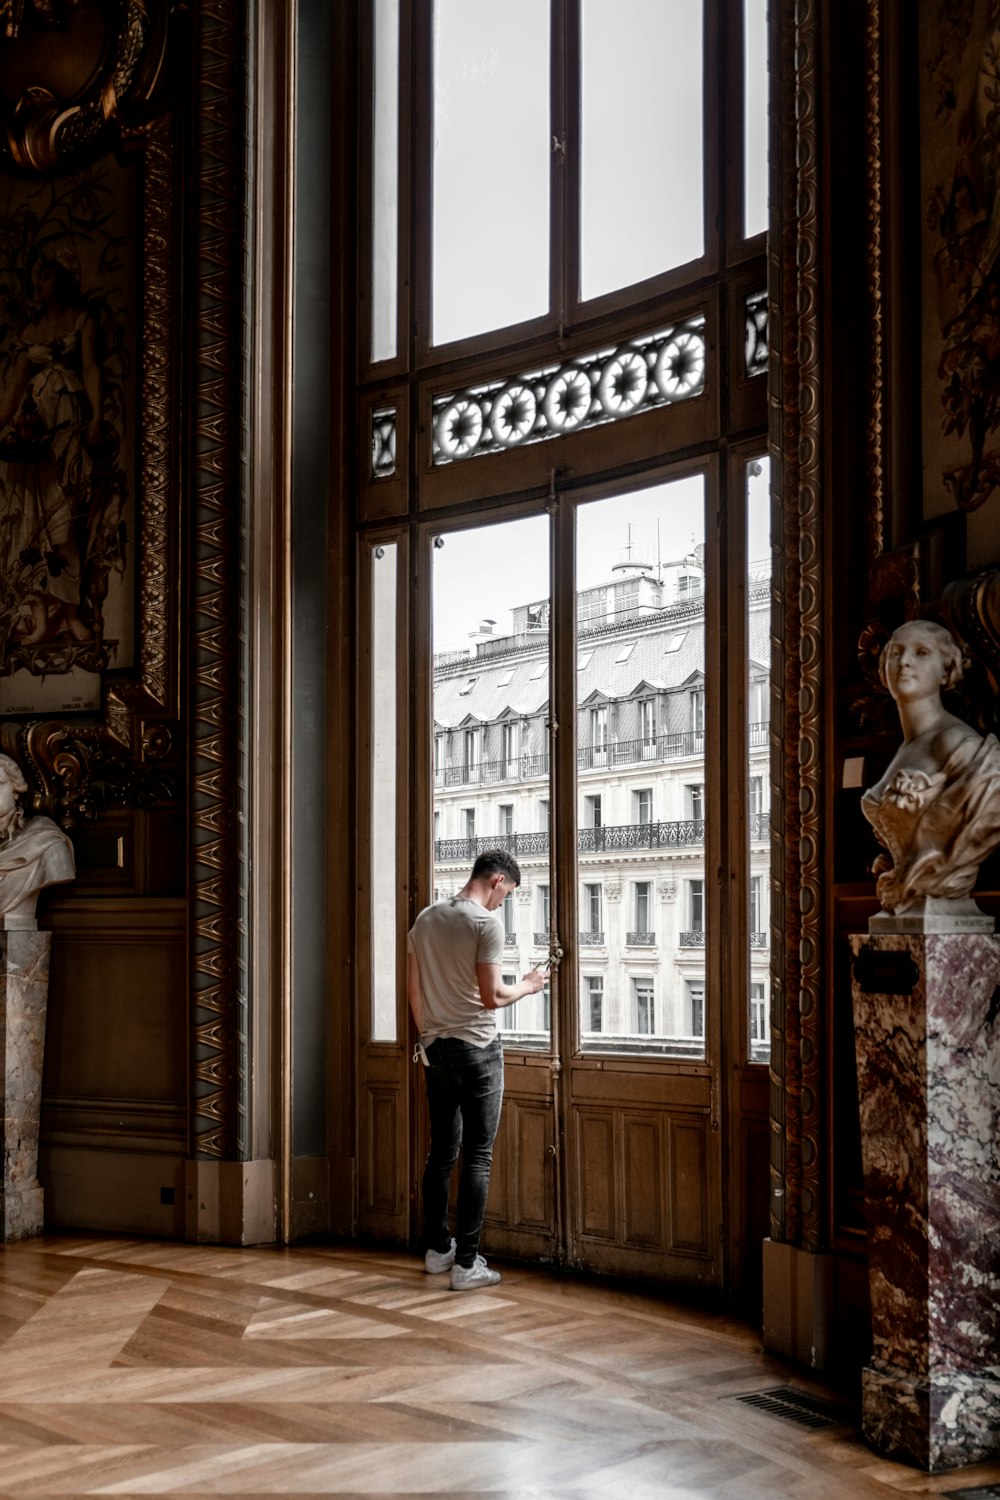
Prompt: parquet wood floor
<box><xmin>0</xmin><ymin>1235</ymin><xmax>996</xmax><ymax>1498</ymax></box>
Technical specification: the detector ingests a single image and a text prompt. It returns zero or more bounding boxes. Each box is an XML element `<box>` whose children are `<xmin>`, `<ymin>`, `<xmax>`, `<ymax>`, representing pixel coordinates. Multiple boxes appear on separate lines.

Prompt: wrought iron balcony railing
<box><xmin>532</xmin><ymin>931</ymin><xmax>549</xmax><ymax>946</ymax></box>
<box><xmin>434</xmin><ymin>722</ymin><xmax>770</xmax><ymax>789</ymax></box>
<box><xmin>750</xmin><ymin>930</ymin><xmax>769</xmax><ymax>948</ymax></box>
<box><xmin>434</xmin><ymin>814</ymin><xmax>770</xmax><ymax>865</ymax></box>
<box><xmin>679</xmin><ymin>930</ymin><xmax>705</xmax><ymax>946</ymax></box>
<box><xmin>579</xmin><ymin>930</ymin><xmax>604</xmax><ymax>945</ymax></box>
<box><xmin>626</xmin><ymin>930</ymin><xmax>655</xmax><ymax>945</ymax></box>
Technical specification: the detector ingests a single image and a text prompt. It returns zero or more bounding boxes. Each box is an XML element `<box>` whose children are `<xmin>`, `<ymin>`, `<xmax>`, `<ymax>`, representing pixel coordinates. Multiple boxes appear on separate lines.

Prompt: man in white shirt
<box><xmin>407</xmin><ymin>849</ymin><xmax>544</xmax><ymax>1291</ymax></box>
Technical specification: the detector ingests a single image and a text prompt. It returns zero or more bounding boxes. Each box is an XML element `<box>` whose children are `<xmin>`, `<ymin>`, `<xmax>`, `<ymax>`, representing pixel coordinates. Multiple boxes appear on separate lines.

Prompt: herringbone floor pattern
<box><xmin>0</xmin><ymin>1234</ymin><xmax>995</xmax><ymax>1497</ymax></box>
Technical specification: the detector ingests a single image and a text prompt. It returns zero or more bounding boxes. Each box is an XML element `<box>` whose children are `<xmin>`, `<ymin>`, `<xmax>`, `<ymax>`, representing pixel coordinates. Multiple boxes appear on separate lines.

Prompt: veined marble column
<box><xmin>0</xmin><ymin>929</ymin><xmax>52</xmax><ymax>1241</ymax></box>
<box><xmin>850</xmin><ymin>930</ymin><xmax>1000</xmax><ymax>1472</ymax></box>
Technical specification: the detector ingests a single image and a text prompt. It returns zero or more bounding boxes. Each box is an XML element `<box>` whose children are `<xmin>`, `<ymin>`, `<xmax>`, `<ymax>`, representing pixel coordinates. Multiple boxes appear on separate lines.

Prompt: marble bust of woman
<box><xmin>0</xmin><ymin>754</ymin><xmax>75</xmax><ymax>926</ymax></box>
<box><xmin>861</xmin><ymin>620</ymin><xmax>1000</xmax><ymax>918</ymax></box>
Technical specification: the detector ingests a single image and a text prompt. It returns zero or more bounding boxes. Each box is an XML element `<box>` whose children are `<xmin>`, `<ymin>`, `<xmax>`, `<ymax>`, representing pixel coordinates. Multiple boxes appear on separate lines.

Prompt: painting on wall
<box><xmin>0</xmin><ymin>155</ymin><xmax>137</xmax><ymax>714</ymax></box>
<box><xmin>921</xmin><ymin>0</ymin><xmax>1000</xmax><ymax>562</ymax></box>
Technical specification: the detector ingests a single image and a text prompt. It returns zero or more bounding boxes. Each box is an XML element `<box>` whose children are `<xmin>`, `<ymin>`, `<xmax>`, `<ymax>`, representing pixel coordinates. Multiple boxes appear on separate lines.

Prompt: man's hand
<box><xmin>477</xmin><ymin>962</ymin><xmax>549</xmax><ymax>1010</ymax></box>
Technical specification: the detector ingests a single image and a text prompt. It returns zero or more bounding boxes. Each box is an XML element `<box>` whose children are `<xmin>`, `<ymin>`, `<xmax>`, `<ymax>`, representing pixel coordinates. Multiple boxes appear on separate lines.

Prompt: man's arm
<box><xmin>476</xmin><ymin>963</ymin><xmax>545</xmax><ymax>1010</ymax></box>
<box><xmin>407</xmin><ymin>950</ymin><xmax>423</xmax><ymax>1032</ymax></box>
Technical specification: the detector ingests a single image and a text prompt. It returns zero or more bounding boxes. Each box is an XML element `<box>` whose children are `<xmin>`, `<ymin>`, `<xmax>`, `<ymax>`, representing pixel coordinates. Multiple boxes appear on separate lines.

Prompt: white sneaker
<box><xmin>450</xmin><ymin>1254</ymin><xmax>501</xmax><ymax>1291</ymax></box>
<box><xmin>424</xmin><ymin>1239</ymin><xmax>456</xmax><ymax>1274</ymax></box>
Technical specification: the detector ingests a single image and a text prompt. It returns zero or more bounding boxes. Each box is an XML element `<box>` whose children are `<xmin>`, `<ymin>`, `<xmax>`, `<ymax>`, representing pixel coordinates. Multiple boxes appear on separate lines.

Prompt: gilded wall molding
<box><xmin>795</xmin><ymin>0</ymin><xmax>825</xmax><ymax>1258</ymax></box>
<box><xmin>0</xmin><ymin>0</ymin><xmax>167</xmax><ymax>172</ymax></box>
<box><xmin>865</xmin><ymin>0</ymin><xmax>885</xmax><ymax>560</ymax></box>
<box><xmin>189</xmin><ymin>0</ymin><xmax>245</xmax><ymax>1161</ymax></box>
<box><xmin>769</xmin><ymin>0</ymin><xmax>824</xmax><ymax>1253</ymax></box>
<box><xmin>0</xmin><ymin>89</ymin><xmax>180</xmax><ymax>821</ymax></box>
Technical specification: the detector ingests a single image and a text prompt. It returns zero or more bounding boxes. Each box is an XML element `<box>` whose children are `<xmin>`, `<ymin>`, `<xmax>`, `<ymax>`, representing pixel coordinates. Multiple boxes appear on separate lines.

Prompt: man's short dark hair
<box><xmin>471</xmin><ymin>848</ymin><xmax>521</xmax><ymax>886</ymax></box>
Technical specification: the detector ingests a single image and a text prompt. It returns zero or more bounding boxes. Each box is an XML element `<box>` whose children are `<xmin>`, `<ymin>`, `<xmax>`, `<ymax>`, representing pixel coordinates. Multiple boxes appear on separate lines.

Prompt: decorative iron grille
<box><xmin>679</xmin><ymin>930</ymin><xmax>705</xmax><ymax>946</ymax></box>
<box><xmin>371</xmin><ymin>405</ymin><xmax>397</xmax><ymax>478</ymax></box>
<box><xmin>431</xmin><ymin>317</ymin><xmax>706</xmax><ymax>466</ymax></box>
<box><xmin>532</xmin><ymin>931</ymin><xmax>549</xmax><ymax>946</ymax></box>
<box><xmin>626</xmin><ymin>931</ymin><xmax>656</xmax><ymax>945</ymax></box>
<box><xmin>579</xmin><ymin>929</ymin><xmax>604</xmax><ymax>945</ymax></box>
<box><xmin>745</xmin><ymin>290</ymin><xmax>768</xmax><ymax>377</ymax></box>
<box><xmin>750</xmin><ymin>931</ymin><xmax>769</xmax><ymax>947</ymax></box>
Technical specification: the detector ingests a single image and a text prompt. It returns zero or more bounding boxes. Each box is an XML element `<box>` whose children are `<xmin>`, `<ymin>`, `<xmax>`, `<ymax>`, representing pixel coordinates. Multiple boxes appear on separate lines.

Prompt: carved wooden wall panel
<box><xmin>364</xmin><ymin>1088</ymin><xmax>400</xmax><ymax>1219</ymax></box>
<box><xmin>769</xmin><ymin>0</ymin><xmax>825</xmax><ymax>1256</ymax></box>
<box><xmin>622</xmin><ymin>1114</ymin><xmax>663</xmax><ymax>1248</ymax></box>
<box><xmin>667</xmin><ymin>1116</ymin><xmax>709</xmax><ymax>1256</ymax></box>
<box><xmin>486</xmin><ymin>1095</ymin><xmax>556</xmax><ymax>1237</ymax></box>
<box><xmin>189</xmin><ymin>0</ymin><xmax>246</xmax><ymax>1161</ymax></box>
<box><xmin>39</xmin><ymin>894</ymin><xmax>187</xmax><ymax>1235</ymax></box>
<box><xmin>576</xmin><ymin>1111</ymin><xmax>615</xmax><ymax>1240</ymax></box>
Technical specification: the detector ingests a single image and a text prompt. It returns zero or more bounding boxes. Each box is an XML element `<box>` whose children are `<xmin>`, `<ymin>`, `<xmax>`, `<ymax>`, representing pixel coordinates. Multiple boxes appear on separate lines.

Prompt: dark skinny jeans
<box><xmin>422</xmin><ymin>1035</ymin><xmax>504</xmax><ymax>1269</ymax></box>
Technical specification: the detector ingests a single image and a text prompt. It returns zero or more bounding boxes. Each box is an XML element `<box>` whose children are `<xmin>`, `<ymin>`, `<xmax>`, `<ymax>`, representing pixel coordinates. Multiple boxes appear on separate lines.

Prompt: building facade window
<box><xmin>634</xmin><ymin>787</ymin><xmax>653</xmax><ymax>824</ymax></box>
<box><xmin>502</xmin><ymin>720</ymin><xmax>520</xmax><ymax>775</ymax></box>
<box><xmin>634</xmin><ymin>978</ymin><xmax>655</xmax><ymax>1035</ymax></box>
<box><xmin>538</xmin><ymin>883</ymin><xmax>550</xmax><ymax>933</ymax></box>
<box><xmin>634</xmin><ymin>881</ymin><xmax>652</xmax><ymax>933</ymax></box>
<box><xmin>463</xmin><ymin>807</ymin><xmax>475</xmax><ymax>840</ymax></box>
<box><xmin>750</xmin><ymin>980</ymin><xmax>768</xmax><ymax>1042</ymax></box>
<box><xmin>583</xmin><ymin>882</ymin><xmax>602</xmax><ymax>934</ymax></box>
<box><xmin>749</xmin><ymin>873</ymin><xmax>762</xmax><ymax>936</ymax></box>
<box><xmin>463</xmin><ymin>727</ymin><xmax>480</xmax><ymax>775</ymax></box>
<box><xmin>686</xmin><ymin>980</ymin><xmax>705</xmax><ymax>1038</ymax></box>
<box><xmin>687</xmin><ymin>783</ymin><xmax>704</xmax><ymax>820</ymax></box>
<box><xmin>499</xmin><ymin>802</ymin><xmax>514</xmax><ymax>835</ymax></box>
<box><xmin>749</xmin><ymin>774</ymin><xmax>764</xmax><ymax>817</ymax></box>
<box><xmin>584</xmin><ymin>793</ymin><xmax>602</xmax><ymax>828</ymax></box>
<box><xmin>503</xmin><ymin>891</ymin><xmax>516</xmax><ymax>939</ymax></box>
<box><xmin>590</xmin><ymin>705</ymin><xmax>608</xmax><ymax>764</ymax></box>
<box><xmin>749</xmin><ymin>677</ymin><xmax>768</xmax><ymax>726</ymax></box>
<box><xmin>639</xmin><ymin>698</ymin><xmax>656</xmax><ymax>757</ymax></box>
<box><xmin>688</xmin><ymin>878</ymin><xmax>704</xmax><ymax>933</ymax></box>
<box><xmin>585</xmin><ymin>975</ymin><xmax>604</xmax><ymax>1032</ymax></box>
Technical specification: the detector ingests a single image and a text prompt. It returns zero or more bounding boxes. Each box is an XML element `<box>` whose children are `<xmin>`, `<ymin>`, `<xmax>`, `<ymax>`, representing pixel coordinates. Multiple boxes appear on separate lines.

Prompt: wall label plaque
<box><xmin>853</xmin><ymin>943</ymin><xmax>920</xmax><ymax>996</ymax></box>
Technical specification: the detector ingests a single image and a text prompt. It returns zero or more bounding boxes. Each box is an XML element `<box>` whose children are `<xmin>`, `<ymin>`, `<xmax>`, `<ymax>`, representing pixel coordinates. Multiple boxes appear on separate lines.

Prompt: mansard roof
<box><xmin>433</xmin><ymin>586</ymin><xmax>770</xmax><ymax>728</ymax></box>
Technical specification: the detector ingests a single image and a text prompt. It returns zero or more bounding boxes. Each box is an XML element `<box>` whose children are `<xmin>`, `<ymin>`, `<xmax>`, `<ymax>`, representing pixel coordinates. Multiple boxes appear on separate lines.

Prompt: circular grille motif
<box><xmin>435</xmin><ymin>398</ymin><xmax>484</xmax><ymax>459</ymax></box>
<box><xmin>490</xmin><ymin>383</ymin><xmax>538</xmax><ymax>446</ymax></box>
<box><xmin>542</xmin><ymin>368</ymin><xmax>593</xmax><ymax>432</ymax></box>
<box><xmin>597</xmin><ymin>349</ymin><xmax>649</xmax><ymax>415</ymax></box>
<box><xmin>654</xmin><ymin>330</ymin><xmax>705</xmax><ymax>399</ymax></box>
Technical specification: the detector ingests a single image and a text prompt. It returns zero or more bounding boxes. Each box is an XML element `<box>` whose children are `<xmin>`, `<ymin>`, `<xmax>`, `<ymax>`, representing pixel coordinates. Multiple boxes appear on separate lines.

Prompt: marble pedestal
<box><xmin>850</xmin><ymin>930</ymin><xmax>1000</xmax><ymax>1472</ymax></box>
<box><xmin>0</xmin><ymin>929</ymin><xmax>52</xmax><ymax>1240</ymax></box>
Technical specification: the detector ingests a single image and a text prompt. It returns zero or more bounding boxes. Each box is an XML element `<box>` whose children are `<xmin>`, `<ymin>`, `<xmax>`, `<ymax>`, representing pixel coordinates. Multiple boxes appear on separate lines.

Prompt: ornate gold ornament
<box><xmin>0</xmin><ymin>0</ymin><xmax>167</xmax><ymax>172</ymax></box>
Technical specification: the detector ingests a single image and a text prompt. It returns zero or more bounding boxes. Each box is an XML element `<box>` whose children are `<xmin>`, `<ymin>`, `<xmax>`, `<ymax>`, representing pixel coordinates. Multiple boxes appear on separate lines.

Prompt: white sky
<box><xmin>433</xmin><ymin>465</ymin><xmax>771</xmax><ymax>653</ymax></box>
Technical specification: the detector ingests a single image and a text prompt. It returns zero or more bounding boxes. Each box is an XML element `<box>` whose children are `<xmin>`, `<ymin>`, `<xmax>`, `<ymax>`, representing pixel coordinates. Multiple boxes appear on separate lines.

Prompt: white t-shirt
<box><xmin>407</xmin><ymin>896</ymin><xmax>504</xmax><ymax>1046</ymax></box>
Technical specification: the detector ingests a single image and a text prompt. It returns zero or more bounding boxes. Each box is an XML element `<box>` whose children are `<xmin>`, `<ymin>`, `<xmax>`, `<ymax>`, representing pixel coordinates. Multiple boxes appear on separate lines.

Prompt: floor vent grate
<box><xmin>732</xmin><ymin>1385</ymin><xmax>850</xmax><ymax>1430</ymax></box>
<box><xmin>944</xmin><ymin>1489</ymin><xmax>1000</xmax><ymax>1499</ymax></box>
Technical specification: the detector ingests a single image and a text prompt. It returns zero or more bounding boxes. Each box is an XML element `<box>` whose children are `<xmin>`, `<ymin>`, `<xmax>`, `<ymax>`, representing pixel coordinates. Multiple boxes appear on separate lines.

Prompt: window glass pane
<box><xmin>576</xmin><ymin>476</ymin><xmax>707</xmax><ymax>1058</ymax></box>
<box><xmin>747</xmin><ymin>455</ymin><xmax>771</xmax><ymax>1062</ymax></box>
<box><xmin>432</xmin><ymin>514</ymin><xmax>552</xmax><ymax>1048</ymax></box>
<box><xmin>744</xmin><ymin>0</ymin><xmax>768</xmax><ymax>238</ymax></box>
<box><xmin>371</xmin><ymin>542</ymin><xmax>399</xmax><ymax>1039</ymax></box>
<box><xmin>371</xmin><ymin>0</ymin><xmax>399</xmax><ymax>361</ymax></box>
<box><xmin>581</xmin><ymin>0</ymin><xmax>703</xmax><ymax>301</ymax></box>
<box><xmin>432</xmin><ymin>0</ymin><xmax>550</xmax><ymax>345</ymax></box>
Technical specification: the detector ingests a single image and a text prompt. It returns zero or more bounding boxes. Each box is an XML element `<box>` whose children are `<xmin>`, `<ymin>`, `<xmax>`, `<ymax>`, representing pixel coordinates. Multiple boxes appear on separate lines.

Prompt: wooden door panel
<box><xmin>576</xmin><ymin>1110</ymin><xmax>616</xmax><ymax>1238</ymax></box>
<box><xmin>668</xmin><ymin>1115</ymin><xmax>710</xmax><ymax>1254</ymax></box>
<box><xmin>511</xmin><ymin>1103</ymin><xmax>553</xmax><ymax>1229</ymax></box>
<box><xmin>483</xmin><ymin>1057</ymin><xmax>557</xmax><ymax>1259</ymax></box>
<box><xmin>364</xmin><ymin>1085</ymin><xmax>401</xmax><ymax>1217</ymax></box>
<box><xmin>622</xmin><ymin>1113</ymin><xmax>664</xmax><ymax>1248</ymax></box>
